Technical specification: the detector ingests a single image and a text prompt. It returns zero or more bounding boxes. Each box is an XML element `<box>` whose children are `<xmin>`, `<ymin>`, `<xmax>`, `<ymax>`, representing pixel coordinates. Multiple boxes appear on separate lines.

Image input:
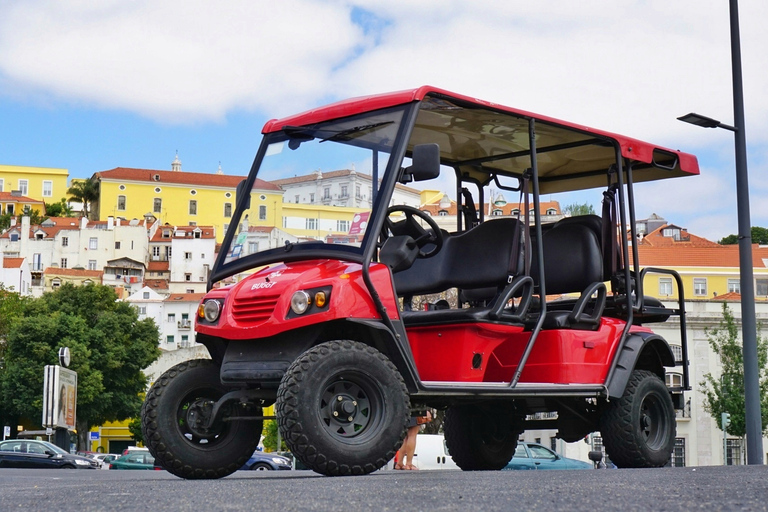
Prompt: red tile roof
<box><xmin>95</xmin><ymin>167</ymin><xmax>280</xmax><ymax>191</ymax></box>
<box><xmin>150</xmin><ymin>225</ymin><xmax>216</xmax><ymax>242</ymax></box>
<box><xmin>144</xmin><ymin>279</ymin><xmax>169</xmax><ymax>290</ymax></box>
<box><xmin>165</xmin><ymin>293</ymin><xmax>205</xmax><ymax>303</ymax></box>
<box><xmin>2</xmin><ymin>257</ymin><xmax>24</xmax><ymax>269</ymax></box>
<box><xmin>633</xmin><ymin>244</ymin><xmax>768</xmax><ymax>268</ymax></box>
<box><xmin>635</xmin><ymin>224</ymin><xmax>719</xmax><ymax>248</ymax></box>
<box><xmin>43</xmin><ymin>268</ymin><xmax>103</xmax><ymax>278</ymax></box>
<box><xmin>713</xmin><ymin>292</ymin><xmax>742</xmax><ymax>301</ymax></box>
<box><xmin>0</xmin><ymin>192</ymin><xmax>45</xmax><ymax>205</ymax></box>
<box><xmin>147</xmin><ymin>261</ymin><xmax>170</xmax><ymax>272</ymax></box>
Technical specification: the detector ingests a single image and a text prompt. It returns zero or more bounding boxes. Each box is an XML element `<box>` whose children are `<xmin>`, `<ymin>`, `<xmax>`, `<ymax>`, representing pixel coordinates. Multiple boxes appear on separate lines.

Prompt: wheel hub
<box><xmin>332</xmin><ymin>394</ymin><xmax>358</xmax><ymax>422</ymax></box>
<box><xmin>185</xmin><ymin>399</ymin><xmax>216</xmax><ymax>436</ymax></box>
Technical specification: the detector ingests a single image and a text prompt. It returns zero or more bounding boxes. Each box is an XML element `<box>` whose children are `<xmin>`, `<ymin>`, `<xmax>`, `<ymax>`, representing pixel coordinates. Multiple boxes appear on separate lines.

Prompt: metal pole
<box><xmin>729</xmin><ymin>0</ymin><xmax>763</xmax><ymax>465</ymax></box>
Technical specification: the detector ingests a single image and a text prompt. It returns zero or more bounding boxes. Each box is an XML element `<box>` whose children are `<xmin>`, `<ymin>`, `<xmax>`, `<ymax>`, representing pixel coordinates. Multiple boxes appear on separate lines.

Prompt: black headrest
<box><xmin>531</xmin><ymin>223</ymin><xmax>603</xmax><ymax>295</ymax></box>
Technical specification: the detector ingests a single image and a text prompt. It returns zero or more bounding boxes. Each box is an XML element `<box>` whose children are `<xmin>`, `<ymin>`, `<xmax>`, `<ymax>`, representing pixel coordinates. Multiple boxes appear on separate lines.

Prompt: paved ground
<box><xmin>2</xmin><ymin>465</ymin><xmax>768</xmax><ymax>511</ymax></box>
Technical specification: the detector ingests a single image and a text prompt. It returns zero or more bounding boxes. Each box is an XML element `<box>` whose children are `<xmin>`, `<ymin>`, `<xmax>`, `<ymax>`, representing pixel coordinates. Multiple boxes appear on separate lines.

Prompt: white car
<box><xmin>91</xmin><ymin>453</ymin><xmax>121</xmax><ymax>469</ymax></box>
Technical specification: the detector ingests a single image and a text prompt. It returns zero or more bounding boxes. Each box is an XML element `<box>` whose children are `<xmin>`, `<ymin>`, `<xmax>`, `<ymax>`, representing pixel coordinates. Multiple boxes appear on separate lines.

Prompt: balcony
<box><xmin>177</xmin><ymin>320</ymin><xmax>192</xmax><ymax>330</ymax></box>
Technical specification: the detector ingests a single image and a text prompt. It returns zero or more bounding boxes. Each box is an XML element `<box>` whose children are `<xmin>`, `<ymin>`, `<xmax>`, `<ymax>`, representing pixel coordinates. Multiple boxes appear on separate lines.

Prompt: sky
<box><xmin>1</xmin><ymin>0</ymin><xmax>766</xmax><ymax>243</ymax></box>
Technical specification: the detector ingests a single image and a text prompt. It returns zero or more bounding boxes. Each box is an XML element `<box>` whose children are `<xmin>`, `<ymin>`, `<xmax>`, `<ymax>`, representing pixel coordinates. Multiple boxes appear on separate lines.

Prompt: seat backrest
<box><xmin>552</xmin><ymin>214</ymin><xmax>614</xmax><ymax>281</ymax></box>
<box><xmin>531</xmin><ymin>222</ymin><xmax>603</xmax><ymax>295</ymax></box>
<box><xmin>392</xmin><ymin>218</ymin><xmax>523</xmax><ymax>296</ymax></box>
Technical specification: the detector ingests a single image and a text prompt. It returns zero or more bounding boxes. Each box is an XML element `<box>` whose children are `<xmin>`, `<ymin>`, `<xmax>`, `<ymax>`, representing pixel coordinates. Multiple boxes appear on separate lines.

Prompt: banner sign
<box><xmin>42</xmin><ymin>365</ymin><xmax>77</xmax><ymax>430</ymax></box>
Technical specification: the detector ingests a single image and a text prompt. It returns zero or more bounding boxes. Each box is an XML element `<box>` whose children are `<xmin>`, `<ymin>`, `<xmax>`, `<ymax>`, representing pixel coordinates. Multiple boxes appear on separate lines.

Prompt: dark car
<box><xmin>109</xmin><ymin>452</ymin><xmax>163</xmax><ymax>470</ymax></box>
<box><xmin>504</xmin><ymin>442</ymin><xmax>592</xmax><ymax>471</ymax></box>
<box><xmin>240</xmin><ymin>451</ymin><xmax>292</xmax><ymax>471</ymax></box>
<box><xmin>0</xmin><ymin>439</ymin><xmax>98</xmax><ymax>469</ymax></box>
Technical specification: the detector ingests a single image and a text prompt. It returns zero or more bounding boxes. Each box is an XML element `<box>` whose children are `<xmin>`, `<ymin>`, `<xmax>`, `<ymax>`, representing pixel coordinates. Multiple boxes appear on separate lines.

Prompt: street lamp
<box><xmin>677</xmin><ymin>0</ymin><xmax>762</xmax><ymax>465</ymax></box>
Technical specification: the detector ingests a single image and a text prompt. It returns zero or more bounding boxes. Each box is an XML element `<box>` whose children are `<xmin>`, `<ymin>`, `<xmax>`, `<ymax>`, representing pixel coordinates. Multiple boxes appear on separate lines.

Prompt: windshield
<box><xmin>217</xmin><ymin>106</ymin><xmax>408</xmax><ymax>277</ymax></box>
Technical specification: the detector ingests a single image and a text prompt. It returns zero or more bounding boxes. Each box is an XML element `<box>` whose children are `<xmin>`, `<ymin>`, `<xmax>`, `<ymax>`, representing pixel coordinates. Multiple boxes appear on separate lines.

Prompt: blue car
<box><xmin>504</xmin><ymin>442</ymin><xmax>592</xmax><ymax>470</ymax></box>
<box><xmin>240</xmin><ymin>451</ymin><xmax>292</xmax><ymax>471</ymax></box>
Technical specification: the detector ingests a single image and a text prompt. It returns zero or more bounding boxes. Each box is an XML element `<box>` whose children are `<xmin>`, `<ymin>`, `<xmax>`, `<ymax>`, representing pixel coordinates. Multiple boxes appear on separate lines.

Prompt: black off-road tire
<box><xmin>141</xmin><ymin>359</ymin><xmax>262</xmax><ymax>479</ymax></box>
<box><xmin>276</xmin><ymin>340</ymin><xmax>410</xmax><ymax>476</ymax></box>
<box><xmin>599</xmin><ymin>369</ymin><xmax>676</xmax><ymax>468</ymax></box>
<box><xmin>444</xmin><ymin>405</ymin><xmax>519</xmax><ymax>470</ymax></box>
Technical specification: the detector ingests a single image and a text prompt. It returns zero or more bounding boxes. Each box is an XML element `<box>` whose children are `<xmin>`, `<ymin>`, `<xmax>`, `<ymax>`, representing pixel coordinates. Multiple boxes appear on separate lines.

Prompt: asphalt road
<box><xmin>1</xmin><ymin>465</ymin><xmax>768</xmax><ymax>512</ymax></box>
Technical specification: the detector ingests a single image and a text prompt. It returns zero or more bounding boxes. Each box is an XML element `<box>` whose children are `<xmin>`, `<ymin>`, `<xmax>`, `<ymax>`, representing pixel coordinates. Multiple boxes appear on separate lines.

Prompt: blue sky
<box><xmin>1</xmin><ymin>0</ymin><xmax>766</xmax><ymax>242</ymax></box>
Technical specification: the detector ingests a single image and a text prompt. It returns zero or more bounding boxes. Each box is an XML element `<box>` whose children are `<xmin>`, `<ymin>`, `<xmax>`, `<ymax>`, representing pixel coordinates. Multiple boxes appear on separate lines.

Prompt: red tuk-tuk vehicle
<box><xmin>141</xmin><ymin>86</ymin><xmax>697</xmax><ymax>479</ymax></box>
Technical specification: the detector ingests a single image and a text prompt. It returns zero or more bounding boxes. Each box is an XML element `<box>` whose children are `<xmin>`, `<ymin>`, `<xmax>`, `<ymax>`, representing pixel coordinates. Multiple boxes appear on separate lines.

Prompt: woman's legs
<box><xmin>403</xmin><ymin>426</ymin><xmax>419</xmax><ymax>469</ymax></box>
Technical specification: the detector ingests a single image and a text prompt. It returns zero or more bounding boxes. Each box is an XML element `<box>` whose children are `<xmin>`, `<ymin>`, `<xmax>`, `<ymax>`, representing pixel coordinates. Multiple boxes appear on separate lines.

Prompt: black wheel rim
<box><xmin>318</xmin><ymin>372</ymin><xmax>384</xmax><ymax>443</ymax></box>
<box><xmin>176</xmin><ymin>388</ymin><xmax>230</xmax><ymax>447</ymax></box>
<box><xmin>639</xmin><ymin>392</ymin><xmax>669</xmax><ymax>450</ymax></box>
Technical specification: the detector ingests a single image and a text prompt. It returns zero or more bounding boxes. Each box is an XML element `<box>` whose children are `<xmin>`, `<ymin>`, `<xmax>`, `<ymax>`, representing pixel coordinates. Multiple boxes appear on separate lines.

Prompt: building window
<box><xmin>10</xmin><ymin>233</ymin><xmax>19</xmax><ymax>242</ymax></box>
<box><xmin>659</xmin><ymin>278</ymin><xmax>673</xmax><ymax>296</ymax></box>
<box><xmin>340</xmin><ymin>185</ymin><xmax>348</xmax><ymax>198</ymax></box>
<box><xmin>306</xmin><ymin>218</ymin><xmax>317</xmax><ymax>230</ymax></box>
<box><xmin>323</xmin><ymin>187</ymin><xmax>330</xmax><ymax>200</ymax></box>
<box><xmin>546</xmin><ymin>208</ymin><xmax>557</xmax><ymax>215</ymax></box>
<box><xmin>115</xmin><ymin>241</ymin><xmax>121</xmax><ymax>250</ymax></box>
<box><xmin>62</xmin><ymin>237</ymin><xmax>69</xmax><ymax>247</ymax></box>
<box><xmin>185</xmin><ymin>273</ymin><xmax>192</xmax><ymax>281</ymax></box>
<box><xmin>438</xmin><ymin>210</ymin><xmax>448</xmax><ymax>216</ymax></box>
<box><xmin>88</xmin><ymin>260</ymin><xmax>97</xmax><ymax>270</ymax></box>
<box><xmin>693</xmin><ymin>278</ymin><xmax>707</xmax><ymax>297</ymax></box>
<box><xmin>18</xmin><ymin>179</ymin><xmax>28</xmax><ymax>195</ymax></box>
<box><xmin>669</xmin><ymin>345</ymin><xmax>683</xmax><ymax>363</ymax></box>
<box><xmin>0</xmin><ymin>178</ymin><xmax>3</xmax><ymax>192</ymax></box>
<box><xmin>492</xmin><ymin>209</ymin><xmax>503</xmax><ymax>216</ymax></box>
<box><xmin>282</xmin><ymin>217</ymin><xmax>287</xmax><ymax>228</ymax></box>
<box><xmin>167</xmin><ymin>335</ymin><xmax>175</xmax><ymax>345</ymax></box>
<box><xmin>32</xmin><ymin>253</ymin><xmax>42</xmax><ymax>271</ymax></box>
<box><xmin>89</xmin><ymin>237</ymin><xmax>98</xmax><ymax>250</ymax></box>
<box><xmin>52</xmin><ymin>279</ymin><xmax>61</xmax><ymax>289</ymax></box>
<box><xmin>248</xmin><ymin>242</ymin><xmax>258</xmax><ymax>253</ymax></box>
<box><xmin>181</xmin><ymin>335</ymin><xmax>189</xmax><ymax>348</ymax></box>
<box><xmin>154</xmin><ymin>198</ymin><xmax>162</xmax><ymax>213</ymax></box>
<box><xmin>167</xmin><ymin>313</ymin><xmax>176</xmax><ymax>323</ymax></box>
<box><xmin>294</xmin><ymin>195</ymin><xmax>300</xmax><ymax>203</ymax></box>
<box><xmin>726</xmin><ymin>438</ymin><xmax>743</xmax><ymax>465</ymax></box>
<box><xmin>117</xmin><ymin>195</ymin><xmax>126</xmax><ymax>210</ymax></box>
<box><xmin>223</xmin><ymin>223</ymin><xmax>229</xmax><ymax>235</ymax></box>
<box><xmin>142</xmin><ymin>291</ymin><xmax>150</xmax><ymax>299</ymax></box>
<box><xmin>670</xmin><ymin>438</ymin><xmax>686</xmax><ymax>467</ymax></box>
<box><xmin>309</xmin><ymin>193</ymin><xmax>315</xmax><ymax>203</ymax></box>
<box><xmin>355</xmin><ymin>185</ymin><xmax>361</xmax><ymax>199</ymax></box>
<box><xmin>224</xmin><ymin>202</ymin><xmax>232</xmax><ymax>217</ymax></box>
<box><xmin>184</xmin><ymin>252</ymin><xmax>192</xmax><ymax>260</ymax></box>
<box><xmin>42</xmin><ymin>180</ymin><xmax>53</xmax><ymax>197</ymax></box>
<box><xmin>665</xmin><ymin>372</ymin><xmax>684</xmax><ymax>388</ymax></box>
<box><xmin>728</xmin><ymin>279</ymin><xmax>741</xmax><ymax>294</ymax></box>
<box><xmin>60</xmin><ymin>258</ymin><xmax>68</xmax><ymax>269</ymax></box>
<box><xmin>337</xmin><ymin>220</ymin><xmax>350</xmax><ymax>232</ymax></box>
<box><xmin>756</xmin><ymin>278</ymin><xmax>768</xmax><ymax>296</ymax></box>
<box><xmin>189</xmin><ymin>200</ymin><xmax>197</xmax><ymax>215</ymax></box>
<box><xmin>138</xmin><ymin>306</ymin><xmax>147</xmax><ymax>315</ymax></box>
<box><xmin>152</xmin><ymin>246</ymin><xmax>161</xmax><ymax>258</ymax></box>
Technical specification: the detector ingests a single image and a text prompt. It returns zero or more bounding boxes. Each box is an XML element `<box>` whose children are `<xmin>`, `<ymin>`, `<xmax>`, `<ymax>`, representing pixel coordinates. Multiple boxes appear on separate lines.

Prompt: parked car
<box><xmin>109</xmin><ymin>451</ymin><xmax>163</xmax><ymax>470</ymax></box>
<box><xmin>91</xmin><ymin>453</ymin><xmax>121</xmax><ymax>469</ymax></box>
<box><xmin>0</xmin><ymin>439</ymin><xmax>98</xmax><ymax>469</ymax></box>
<box><xmin>504</xmin><ymin>442</ymin><xmax>592</xmax><ymax>470</ymax></box>
<box><xmin>240</xmin><ymin>451</ymin><xmax>291</xmax><ymax>471</ymax></box>
<box><xmin>122</xmin><ymin>446</ymin><xmax>150</xmax><ymax>455</ymax></box>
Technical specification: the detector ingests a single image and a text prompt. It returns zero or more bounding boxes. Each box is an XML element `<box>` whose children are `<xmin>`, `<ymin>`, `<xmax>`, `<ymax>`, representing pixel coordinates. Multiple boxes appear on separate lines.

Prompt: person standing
<box><xmin>395</xmin><ymin>410</ymin><xmax>432</xmax><ymax>470</ymax></box>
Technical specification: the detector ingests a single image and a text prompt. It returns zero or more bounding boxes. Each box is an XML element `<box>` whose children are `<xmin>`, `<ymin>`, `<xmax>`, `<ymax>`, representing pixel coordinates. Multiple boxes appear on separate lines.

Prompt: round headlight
<box><xmin>290</xmin><ymin>291</ymin><xmax>311</xmax><ymax>315</ymax></box>
<box><xmin>203</xmin><ymin>300</ymin><xmax>221</xmax><ymax>323</ymax></box>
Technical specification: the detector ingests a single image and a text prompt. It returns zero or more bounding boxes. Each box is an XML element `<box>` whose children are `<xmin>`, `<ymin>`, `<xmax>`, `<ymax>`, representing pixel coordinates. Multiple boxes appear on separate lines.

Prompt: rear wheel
<box><xmin>141</xmin><ymin>359</ymin><xmax>262</xmax><ymax>479</ymax></box>
<box><xmin>276</xmin><ymin>340</ymin><xmax>410</xmax><ymax>476</ymax></box>
<box><xmin>600</xmin><ymin>370</ymin><xmax>676</xmax><ymax>468</ymax></box>
<box><xmin>444</xmin><ymin>405</ymin><xmax>520</xmax><ymax>470</ymax></box>
<box><xmin>251</xmin><ymin>462</ymin><xmax>272</xmax><ymax>471</ymax></box>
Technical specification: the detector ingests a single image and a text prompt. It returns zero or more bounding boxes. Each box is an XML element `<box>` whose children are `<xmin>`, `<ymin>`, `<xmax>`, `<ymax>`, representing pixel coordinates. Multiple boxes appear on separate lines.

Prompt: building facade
<box><xmin>0</xmin><ymin>164</ymin><xmax>69</xmax><ymax>205</ymax></box>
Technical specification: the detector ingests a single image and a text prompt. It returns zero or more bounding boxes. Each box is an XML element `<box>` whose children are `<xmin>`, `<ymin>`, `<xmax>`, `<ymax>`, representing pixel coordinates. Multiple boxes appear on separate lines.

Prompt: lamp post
<box><xmin>677</xmin><ymin>0</ymin><xmax>762</xmax><ymax>465</ymax></box>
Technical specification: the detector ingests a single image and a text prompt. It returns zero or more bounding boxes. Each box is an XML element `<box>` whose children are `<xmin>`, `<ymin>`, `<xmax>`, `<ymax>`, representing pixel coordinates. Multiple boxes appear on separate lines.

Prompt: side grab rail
<box><xmin>638</xmin><ymin>267</ymin><xmax>689</xmax><ymax>391</ymax></box>
<box><xmin>488</xmin><ymin>275</ymin><xmax>534</xmax><ymax>322</ymax></box>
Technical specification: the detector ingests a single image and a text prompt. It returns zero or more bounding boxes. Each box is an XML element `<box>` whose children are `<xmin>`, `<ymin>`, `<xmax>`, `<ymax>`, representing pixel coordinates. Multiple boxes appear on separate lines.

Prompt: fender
<box><xmin>605</xmin><ymin>332</ymin><xmax>675</xmax><ymax>399</ymax></box>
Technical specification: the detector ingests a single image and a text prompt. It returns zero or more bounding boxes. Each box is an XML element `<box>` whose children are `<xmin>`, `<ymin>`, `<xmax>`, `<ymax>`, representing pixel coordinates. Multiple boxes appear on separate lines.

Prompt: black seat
<box><xmin>392</xmin><ymin>218</ymin><xmax>531</xmax><ymax>326</ymax></box>
<box><xmin>529</xmin><ymin>219</ymin><xmax>607</xmax><ymax>330</ymax></box>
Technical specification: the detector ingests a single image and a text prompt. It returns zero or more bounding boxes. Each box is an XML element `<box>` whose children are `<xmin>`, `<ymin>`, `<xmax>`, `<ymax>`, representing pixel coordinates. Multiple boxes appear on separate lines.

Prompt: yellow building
<box><xmin>634</xmin><ymin>223</ymin><xmax>768</xmax><ymax>301</ymax></box>
<box><xmin>88</xmin><ymin>420</ymin><xmax>137</xmax><ymax>454</ymax></box>
<box><xmin>0</xmin><ymin>164</ymin><xmax>69</xmax><ymax>204</ymax></box>
<box><xmin>92</xmin><ymin>167</ymin><xmax>283</xmax><ymax>243</ymax></box>
<box><xmin>0</xmin><ymin>191</ymin><xmax>46</xmax><ymax>216</ymax></box>
<box><xmin>43</xmin><ymin>267</ymin><xmax>104</xmax><ymax>293</ymax></box>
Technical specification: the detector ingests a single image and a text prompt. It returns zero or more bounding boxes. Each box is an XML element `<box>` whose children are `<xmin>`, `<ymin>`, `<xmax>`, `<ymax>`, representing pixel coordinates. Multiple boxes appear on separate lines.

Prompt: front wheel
<box><xmin>276</xmin><ymin>340</ymin><xmax>410</xmax><ymax>476</ymax></box>
<box><xmin>141</xmin><ymin>359</ymin><xmax>262</xmax><ymax>479</ymax></box>
<box><xmin>599</xmin><ymin>369</ymin><xmax>676</xmax><ymax>468</ymax></box>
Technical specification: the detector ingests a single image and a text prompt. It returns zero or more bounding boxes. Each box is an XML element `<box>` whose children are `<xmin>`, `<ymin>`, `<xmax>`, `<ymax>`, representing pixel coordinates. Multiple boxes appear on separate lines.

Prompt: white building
<box><xmin>149</xmin><ymin>224</ymin><xmax>215</xmax><ymax>294</ymax></box>
<box><xmin>125</xmin><ymin>286</ymin><xmax>165</xmax><ymax>333</ymax></box>
<box><xmin>0</xmin><ymin>254</ymin><xmax>31</xmax><ymax>295</ymax></box>
<box><xmin>162</xmin><ymin>293</ymin><xmax>205</xmax><ymax>350</ymax></box>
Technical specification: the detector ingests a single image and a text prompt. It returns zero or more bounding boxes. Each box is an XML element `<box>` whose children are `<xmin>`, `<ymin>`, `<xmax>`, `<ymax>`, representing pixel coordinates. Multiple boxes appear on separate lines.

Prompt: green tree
<box><xmin>45</xmin><ymin>198</ymin><xmax>75</xmax><ymax>218</ymax></box>
<box><xmin>719</xmin><ymin>226</ymin><xmax>768</xmax><ymax>245</ymax></box>
<box><xmin>261</xmin><ymin>420</ymin><xmax>286</xmax><ymax>452</ymax></box>
<box><xmin>0</xmin><ymin>285</ymin><xmax>30</xmax><ymax>431</ymax></box>
<box><xmin>563</xmin><ymin>202</ymin><xmax>595</xmax><ymax>217</ymax></box>
<box><xmin>700</xmin><ymin>303</ymin><xmax>768</xmax><ymax>438</ymax></box>
<box><xmin>67</xmin><ymin>177</ymin><xmax>100</xmax><ymax>219</ymax></box>
<box><xmin>0</xmin><ymin>283</ymin><xmax>161</xmax><ymax>448</ymax></box>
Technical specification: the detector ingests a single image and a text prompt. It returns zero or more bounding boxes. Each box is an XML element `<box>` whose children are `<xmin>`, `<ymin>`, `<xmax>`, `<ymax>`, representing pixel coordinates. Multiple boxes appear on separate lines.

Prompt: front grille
<box><xmin>232</xmin><ymin>294</ymin><xmax>280</xmax><ymax>325</ymax></box>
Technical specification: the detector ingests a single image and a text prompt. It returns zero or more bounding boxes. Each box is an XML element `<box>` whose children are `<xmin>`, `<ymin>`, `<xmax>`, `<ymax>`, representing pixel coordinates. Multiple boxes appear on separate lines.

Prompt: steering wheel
<box><xmin>381</xmin><ymin>205</ymin><xmax>444</xmax><ymax>258</ymax></box>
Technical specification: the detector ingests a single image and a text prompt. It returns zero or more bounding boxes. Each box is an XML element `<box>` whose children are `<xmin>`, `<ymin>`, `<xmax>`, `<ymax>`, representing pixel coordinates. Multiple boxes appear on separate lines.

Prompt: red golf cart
<box><xmin>141</xmin><ymin>86</ymin><xmax>697</xmax><ymax>479</ymax></box>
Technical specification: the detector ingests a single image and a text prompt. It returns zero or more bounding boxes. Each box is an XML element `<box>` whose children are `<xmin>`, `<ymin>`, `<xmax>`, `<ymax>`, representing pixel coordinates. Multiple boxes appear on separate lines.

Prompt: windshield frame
<box><xmin>208</xmin><ymin>103</ymin><xmax>416</xmax><ymax>287</ymax></box>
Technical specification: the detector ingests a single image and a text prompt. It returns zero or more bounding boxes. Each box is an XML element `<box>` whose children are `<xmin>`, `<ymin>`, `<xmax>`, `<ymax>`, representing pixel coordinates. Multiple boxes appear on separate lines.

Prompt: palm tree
<box><xmin>67</xmin><ymin>178</ymin><xmax>100</xmax><ymax>219</ymax></box>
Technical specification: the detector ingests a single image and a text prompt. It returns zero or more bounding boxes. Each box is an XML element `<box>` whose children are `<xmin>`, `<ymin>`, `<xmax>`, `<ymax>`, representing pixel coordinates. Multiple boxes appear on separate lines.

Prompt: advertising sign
<box><xmin>42</xmin><ymin>365</ymin><xmax>77</xmax><ymax>430</ymax></box>
<box><xmin>348</xmin><ymin>212</ymin><xmax>370</xmax><ymax>235</ymax></box>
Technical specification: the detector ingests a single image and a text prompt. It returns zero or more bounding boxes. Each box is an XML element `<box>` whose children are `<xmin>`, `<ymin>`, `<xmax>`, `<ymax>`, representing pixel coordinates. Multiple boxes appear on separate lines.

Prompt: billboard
<box><xmin>42</xmin><ymin>365</ymin><xmax>77</xmax><ymax>430</ymax></box>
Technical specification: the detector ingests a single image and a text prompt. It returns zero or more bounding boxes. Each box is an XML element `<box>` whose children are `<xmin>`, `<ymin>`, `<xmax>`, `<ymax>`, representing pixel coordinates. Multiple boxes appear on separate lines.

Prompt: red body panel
<box><xmin>407</xmin><ymin>318</ymin><xmax>637</xmax><ymax>384</ymax></box>
<box><xmin>197</xmin><ymin>260</ymin><xmax>398</xmax><ymax>340</ymax></box>
<box><xmin>262</xmin><ymin>86</ymin><xmax>699</xmax><ymax>177</ymax></box>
